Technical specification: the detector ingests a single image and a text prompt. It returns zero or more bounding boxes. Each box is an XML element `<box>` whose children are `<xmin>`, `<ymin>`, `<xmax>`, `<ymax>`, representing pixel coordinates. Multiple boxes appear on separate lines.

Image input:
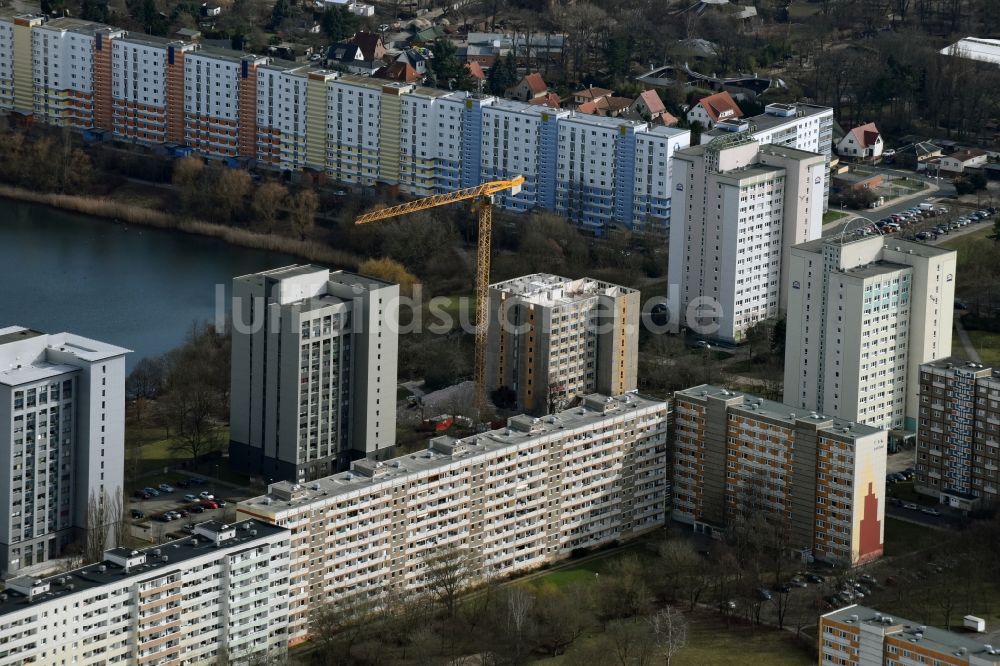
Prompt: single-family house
<box><xmin>375</xmin><ymin>61</ymin><xmax>421</xmax><ymax>83</ymax></box>
<box><xmin>894</xmin><ymin>141</ymin><xmax>942</xmax><ymax>170</ymax></box>
<box><xmin>396</xmin><ymin>48</ymin><xmax>428</xmax><ymax>75</ymax></box>
<box><xmin>837</xmin><ymin>122</ymin><xmax>884</xmax><ymax>160</ymax></box>
<box><xmin>577</xmin><ymin>96</ymin><xmax>633</xmax><ymax>118</ymax></box>
<box><xmin>527</xmin><ymin>92</ymin><xmax>562</xmax><ymax>109</ymax></box>
<box><xmin>938</xmin><ymin>148</ymin><xmax>990</xmax><ymax>173</ymax></box>
<box><xmin>201</xmin><ymin>3</ymin><xmax>221</xmax><ymax>16</ymax></box>
<box><xmin>327</xmin><ymin>43</ymin><xmax>382</xmax><ymax>75</ymax></box>
<box><xmin>627</xmin><ymin>90</ymin><xmax>679</xmax><ymax>126</ymax></box>
<box><xmin>507</xmin><ymin>73</ymin><xmax>548</xmax><ymax>102</ymax></box>
<box><xmin>571</xmin><ymin>86</ymin><xmax>612</xmax><ymax>107</ymax></box>
<box><xmin>349</xmin><ymin>31</ymin><xmax>386</xmax><ymax>63</ymax></box>
<box><xmin>686</xmin><ymin>91</ymin><xmax>742</xmax><ymax>128</ymax></box>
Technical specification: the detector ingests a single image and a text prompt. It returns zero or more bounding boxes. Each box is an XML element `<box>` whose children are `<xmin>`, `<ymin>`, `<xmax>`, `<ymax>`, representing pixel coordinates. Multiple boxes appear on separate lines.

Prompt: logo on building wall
<box><xmin>465</xmin><ymin>99</ymin><xmax>473</xmax><ymax>110</ymax></box>
<box><xmin>814</xmin><ymin>177</ymin><xmax>822</xmax><ymax>184</ymax></box>
<box><xmin>676</xmin><ymin>183</ymin><xmax>684</xmax><ymax>191</ymax></box>
<box><xmin>947</xmin><ymin>274</ymin><xmax>953</xmax><ymax>282</ymax></box>
<box><xmin>792</xmin><ymin>281</ymin><xmax>801</xmax><ymax>289</ymax></box>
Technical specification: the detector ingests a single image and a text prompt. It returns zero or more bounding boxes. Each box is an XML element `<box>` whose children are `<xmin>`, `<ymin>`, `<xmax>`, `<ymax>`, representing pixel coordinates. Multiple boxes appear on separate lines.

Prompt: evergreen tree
<box><xmin>321</xmin><ymin>7</ymin><xmax>358</xmax><ymax>41</ymax></box>
<box><xmin>429</xmin><ymin>40</ymin><xmax>474</xmax><ymax>92</ymax></box>
<box><xmin>268</xmin><ymin>0</ymin><xmax>289</xmax><ymax>31</ymax></box>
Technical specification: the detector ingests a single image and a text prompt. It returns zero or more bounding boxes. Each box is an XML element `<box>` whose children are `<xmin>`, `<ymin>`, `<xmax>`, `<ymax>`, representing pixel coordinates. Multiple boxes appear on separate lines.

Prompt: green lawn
<box><xmin>883</xmin><ymin>516</ymin><xmax>938</xmax><ymax>556</ymax></box>
<box><xmin>892</xmin><ymin>177</ymin><xmax>925</xmax><ymax>192</ymax></box>
<box><xmin>527</xmin><ymin>541</ymin><xmax>658</xmax><ymax>589</ymax></box>
<box><xmin>532</xmin><ymin>612</ymin><xmax>812</xmax><ymax>666</ymax></box>
<box><xmin>940</xmin><ymin>225</ymin><xmax>993</xmax><ymax>253</ymax></box>
<box><xmin>956</xmin><ymin>328</ymin><xmax>1000</xmax><ymax>367</ymax></box>
<box><xmin>822</xmin><ymin>210</ymin><xmax>848</xmax><ymax>225</ymax></box>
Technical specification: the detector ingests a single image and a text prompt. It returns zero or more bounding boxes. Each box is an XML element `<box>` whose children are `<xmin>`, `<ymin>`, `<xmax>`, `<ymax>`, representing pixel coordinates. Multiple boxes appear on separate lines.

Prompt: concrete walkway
<box><xmin>954</xmin><ymin>318</ymin><xmax>982</xmax><ymax>363</ymax></box>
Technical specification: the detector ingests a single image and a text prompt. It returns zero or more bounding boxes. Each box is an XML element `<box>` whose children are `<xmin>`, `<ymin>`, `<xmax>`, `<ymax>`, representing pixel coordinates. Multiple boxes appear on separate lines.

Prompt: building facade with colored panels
<box><xmin>672</xmin><ymin>385</ymin><xmax>886</xmax><ymax>566</ymax></box>
<box><xmin>819</xmin><ymin>605</ymin><xmax>1000</xmax><ymax>666</ymax></box>
<box><xmin>237</xmin><ymin>393</ymin><xmax>669</xmax><ymax>647</ymax></box>
<box><xmin>0</xmin><ymin>14</ymin><xmax>703</xmax><ymax>233</ymax></box>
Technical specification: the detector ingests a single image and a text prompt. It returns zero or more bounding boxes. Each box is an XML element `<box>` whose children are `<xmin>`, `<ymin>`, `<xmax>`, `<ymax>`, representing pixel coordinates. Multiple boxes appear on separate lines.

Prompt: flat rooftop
<box><xmin>0</xmin><ymin>520</ymin><xmax>286</xmax><ymax>618</ymax></box>
<box><xmin>676</xmin><ymin>384</ymin><xmax>883</xmax><ymax>438</ymax></box>
<box><xmin>823</xmin><ymin>605</ymin><xmax>1000</xmax><ymax>664</ymax></box>
<box><xmin>491</xmin><ymin>273</ymin><xmax>635</xmax><ymax>306</ymax></box>
<box><xmin>0</xmin><ymin>326</ymin><xmax>130</xmax><ymax>386</ymax></box>
<box><xmin>794</xmin><ymin>234</ymin><xmax>955</xmax><ymax>260</ymax></box>
<box><xmin>41</xmin><ymin>17</ymin><xmax>113</xmax><ymax>35</ymax></box>
<box><xmin>239</xmin><ymin>393</ymin><xmax>666</xmax><ymax>515</ymax></box>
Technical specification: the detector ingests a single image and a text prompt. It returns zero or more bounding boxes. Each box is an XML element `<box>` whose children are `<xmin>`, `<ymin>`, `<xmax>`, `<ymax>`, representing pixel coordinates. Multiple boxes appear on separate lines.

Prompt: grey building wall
<box><xmin>229</xmin><ymin>266</ymin><xmax>399</xmax><ymax>483</ymax></box>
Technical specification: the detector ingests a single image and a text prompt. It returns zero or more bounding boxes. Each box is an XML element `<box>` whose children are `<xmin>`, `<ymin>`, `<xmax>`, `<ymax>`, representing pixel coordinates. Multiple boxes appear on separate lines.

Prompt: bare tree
<box><xmin>648</xmin><ymin>606</ymin><xmax>688</xmax><ymax>666</ymax></box>
<box><xmin>423</xmin><ymin>546</ymin><xmax>479</xmax><ymax>617</ymax></box>
<box><xmin>111</xmin><ymin>487</ymin><xmax>128</xmax><ymax>549</ymax></box>
<box><xmin>84</xmin><ymin>488</ymin><xmax>110</xmax><ymax>564</ymax></box>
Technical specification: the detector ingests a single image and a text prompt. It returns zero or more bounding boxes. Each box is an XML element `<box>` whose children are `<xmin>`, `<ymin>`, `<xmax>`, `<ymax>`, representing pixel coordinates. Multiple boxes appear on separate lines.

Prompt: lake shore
<box><xmin>0</xmin><ymin>183</ymin><xmax>359</xmax><ymax>269</ymax></box>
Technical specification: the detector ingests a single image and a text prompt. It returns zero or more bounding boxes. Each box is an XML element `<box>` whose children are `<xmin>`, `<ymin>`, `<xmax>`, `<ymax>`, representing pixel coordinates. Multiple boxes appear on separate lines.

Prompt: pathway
<box><xmin>954</xmin><ymin>318</ymin><xmax>982</xmax><ymax>363</ymax></box>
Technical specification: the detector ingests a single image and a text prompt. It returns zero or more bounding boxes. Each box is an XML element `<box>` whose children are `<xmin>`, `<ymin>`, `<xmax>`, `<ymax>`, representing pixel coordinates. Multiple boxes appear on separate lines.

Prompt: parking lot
<box><xmin>129</xmin><ymin>478</ymin><xmax>240</xmax><ymax>542</ymax></box>
<box><xmin>847</xmin><ymin>201</ymin><xmax>995</xmax><ymax>242</ymax></box>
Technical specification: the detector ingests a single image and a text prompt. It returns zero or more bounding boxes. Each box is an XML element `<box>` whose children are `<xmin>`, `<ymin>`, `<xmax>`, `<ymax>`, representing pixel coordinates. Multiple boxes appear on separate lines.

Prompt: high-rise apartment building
<box><xmin>0</xmin><ymin>15</ymin><xmax>692</xmax><ymax>234</ymax></box>
<box><xmin>666</xmin><ymin>134</ymin><xmax>827</xmax><ymax>342</ymax></box>
<box><xmin>915</xmin><ymin>358</ymin><xmax>1000</xmax><ymax>509</ymax></box>
<box><xmin>237</xmin><ymin>393</ymin><xmax>669</xmax><ymax>646</ymax></box>
<box><xmin>672</xmin><ymin>385</ymin><xmax>886</xmax><ymax>566</ymax></box>
<box><xmin>229</xmin><ymin>265</ymin><xmax>399</xmax><ymax>482</ymax></box>
<box><xmin>485</xmin><ymin>274</ymin><xmax>639</xmax><ymax>414</ymax></box>
<box><xmin>783</xmin><ymin>235</ymin><xmax>956</xmax><ymax>431</ymax></box>
<box><xmin>0</xmin><ymin>326</ymin><xmax>128</xmax><ymax>576</ymax></box>
<box><xmin>819</xmin><ymin>605</ymin><xmax>1000</xmax><ymax>666</ymax></box>
<box><xmin>0</xmin><ymin>520</ymin><xmax>290</xmax><ymax>666</ymax></box>
<box><xmin>702</xmin><ymin>102</ymin><xmax>835</xmax><ymax>204</ymax></box>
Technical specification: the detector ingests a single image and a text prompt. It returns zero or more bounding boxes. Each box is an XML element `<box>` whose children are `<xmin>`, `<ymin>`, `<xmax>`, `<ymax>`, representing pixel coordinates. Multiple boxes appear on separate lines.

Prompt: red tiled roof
<box><xmin>574</xmin><ymin>86</ymin><xmax>613</xmax><ymax>101</ymax></box>
<box><xmin>848</xmin><ymin>122</ymin><xmax>881</xmax><ymax>149</ymax></box>
<box><xmin>695</xmin><ymin>91</ymin><xmax>743</xmax><ymax>122</ymax></box>
<box><xmin>466</xmin><ymin>61</ymin><xmax>486</xmax><ymax>80</ymax></box>
<box><xmin>636</xmin><ymin>89</ymin><xmax>665</xmax><ymax>115</ymax></box>
<box><xmin>523</xmin><ymin>72</ymin><xmax>548</xmax><ymax>94</ymax></box>
<box><xmin>952</xmin><ymin>147</ymin><xmax>989</xmax><ymax>161</ymax></box>
<box><xmin>654</xmin><ymin>111</ymin><xmax>680</xmax><ymax>126</ymax></box>
<box><xmin>527</xmin><ymin>92</ymin><xmax>561</xmax><ymax>108</ymax></box>
<box><xmin>375</xmin><ymin>62</ymin><xmax>421</xmax><ymax>83</ymax></box>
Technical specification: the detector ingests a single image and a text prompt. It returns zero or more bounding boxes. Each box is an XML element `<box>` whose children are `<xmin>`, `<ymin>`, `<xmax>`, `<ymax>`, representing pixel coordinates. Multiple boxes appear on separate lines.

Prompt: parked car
<box><xmin>776</xmin><ymin>583</ymin><xmax>792</xmax><ymax>593</ymax></box>
<box><xmin>215</xmin><ymin>500</ymin><xmax>227</xmax><ymax>508</ymax></box>
<box><xmin>184</xmin><ymin>493</ymin><xmax>199</xmax><ymax>502</ymax></box>
<box><xmin>176</xmin><ymin>509</ymin><xmax>189</xmax><ymax>518</ymax></box>
<box><xmin>199</xmin><ymin>491</ymin><xmax>214</xmax><ymax>500</ymax></box>
<box><xmin>158</xmin><ymin>483</ymin><xmax>174</xmax><ymax>493</ymax></box>
<box><xmin>806</xmin><ymin>573</ymin><xmax>826</xmax><ymax>584</ymax></box>
<box><xmin>903</xmin><ymin>502</ymin><xmax>919</xmax><ymax>510</ymax></box>
<box><xmin>130</xmin><ymin>509</ymin><xmax>145</xmax><ymax>519</ymax></box>
<box><xmin>921</xmin><ymin>507</ymin><xmax>942</xmax><ymax>517</ymax></box>
<box><xmin>133</xmin><ymin>490</ymin><xmax>151</xmax><ymax>500</ymax></box>
<box><xmin>189</xmin><ymin>504</ymin><xmax>205</xmax><ymax>513</ymax></box>
<box><xmin>175</xmin><ymin>479</ymin><xmax>191</xmax><ymax>488</ymax></box>
<box><xmin>859</xmin><ymin>574</ymin><xmax>878</xmax><ymax>587</ymax></box>
<box><xmin>789</xmin><ymin>578</ymin><xmax>808</xmax><ymax>588</ymax></box>
<box><xmin>755</xmin><ymin>587</ymin><xmax>773</xmax><ymax>601</ymax></box>
<box><xmin>201</xmin><ymin>500</ymin><xmax>219</xmax><ymax>510</ymax></box>
<box><xmin>143</xmin><ymin>487</ymin><xmax>160</xmax><ymax>497</ymax></box>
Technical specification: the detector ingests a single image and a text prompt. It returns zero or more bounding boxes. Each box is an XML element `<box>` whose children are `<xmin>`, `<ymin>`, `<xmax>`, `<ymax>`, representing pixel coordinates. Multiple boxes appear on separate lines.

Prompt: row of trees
<box><xmin>309</xmin><ymin>544</ymin><xmax>692</xmax><ymax>666</ymax></box>
<box><xmin>171</xmin><ymin>156</ymin><xmax>319</xmax><ymax>237</ymax></box>
<box><xmin>0</xmin><ymin>128</ymin><xmax>95</xmax><ymax>194</ymax></box>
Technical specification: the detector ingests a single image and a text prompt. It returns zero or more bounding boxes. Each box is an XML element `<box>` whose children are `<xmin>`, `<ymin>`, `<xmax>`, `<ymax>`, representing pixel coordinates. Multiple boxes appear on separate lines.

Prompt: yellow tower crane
<box><xmin>354</xmin><ymin>175</ymin><xmax>525</xmax><ymax>411</ymax></box>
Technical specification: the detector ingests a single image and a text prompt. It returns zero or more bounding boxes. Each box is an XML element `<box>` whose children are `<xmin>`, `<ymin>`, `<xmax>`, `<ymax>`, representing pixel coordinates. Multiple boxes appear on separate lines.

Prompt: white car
<box><xmin>199</xmin><ymin>491</ymin><xmax>214</xmax><ymax>500</ymax></box>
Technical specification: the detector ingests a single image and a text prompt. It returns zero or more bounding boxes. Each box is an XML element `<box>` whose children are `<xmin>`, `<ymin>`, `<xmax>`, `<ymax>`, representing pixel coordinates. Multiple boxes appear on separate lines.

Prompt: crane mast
<box><xmin>355</xmin><ymin>176</ymin><xmax>525</xmax><ymax>412</ymax></box>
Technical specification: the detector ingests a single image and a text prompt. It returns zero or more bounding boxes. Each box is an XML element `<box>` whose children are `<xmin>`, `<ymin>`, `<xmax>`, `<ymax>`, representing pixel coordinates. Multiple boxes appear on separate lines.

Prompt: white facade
<box><xmin>30</xmin><ymin>20</ymin><xmax>97</xmax><ymax>126</ymax></box>
<box><xmin>783</xmin><ymin>235</ymin><xmax>956</xmax><ymax>431</ymax></box>
<box><xmin>183</xmin><ymin>49</ymin><xmax>240</xmax><ymax>155</ymax></box>
<box><xmin>256</xmin><ymin>63</ymin><xmax>309</xmax><ymax>171</ymax></box>
<box><xmin>0</xmin><ymin>520</ymin><xmax>290</xmax><ymax>666</ymax></box>
<box><xmin>666</xmin><ymin>135</ymin><xmax>826</xmax><ymax>343</ymax></box>
<box><xmin>0</xmin><ymin>327</ymin><xmax>128</xmax><ymax>576</ymax></box>
<box><xmin>238</xmin><ymin>393</ymin><xmax>669</xmax><ymax>646</ymax></box>
<box><xmin>230</xmin><ymin>265</ymin><xmax>399</xmax><ymax>483</ymax></box>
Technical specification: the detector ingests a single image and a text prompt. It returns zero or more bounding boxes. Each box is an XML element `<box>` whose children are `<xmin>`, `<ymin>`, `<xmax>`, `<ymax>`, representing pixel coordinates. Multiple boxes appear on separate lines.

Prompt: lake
<box><xmin>0</xmin><ymin>200</ymin><xmax>298</xmax><ymax>368</ymax></box>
